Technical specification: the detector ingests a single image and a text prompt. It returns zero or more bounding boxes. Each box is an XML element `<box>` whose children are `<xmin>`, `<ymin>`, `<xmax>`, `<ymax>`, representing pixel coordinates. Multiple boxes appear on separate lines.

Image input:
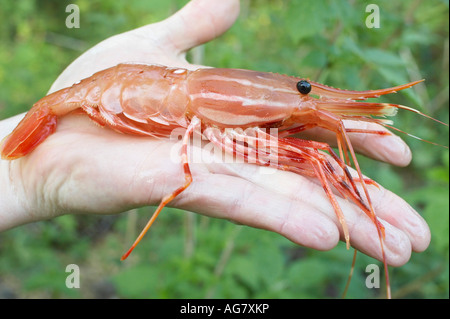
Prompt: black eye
<box><xmin>296</xmin><ymin>80</ymin><xmax>311</xmax><ymax>94</ymax></box>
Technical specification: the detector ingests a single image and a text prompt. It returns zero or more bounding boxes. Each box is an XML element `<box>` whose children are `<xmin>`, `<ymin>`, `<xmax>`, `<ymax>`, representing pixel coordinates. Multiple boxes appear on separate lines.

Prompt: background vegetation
<box><xmin>0</xmin><ymin>0</ymin><xmax>448</xmax><ymax>298</ymax></box>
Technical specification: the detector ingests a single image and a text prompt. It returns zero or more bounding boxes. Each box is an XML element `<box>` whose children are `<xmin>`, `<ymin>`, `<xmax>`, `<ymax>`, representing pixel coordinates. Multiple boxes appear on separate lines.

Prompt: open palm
<box><xmin>0</xmin><ymin>0</ymin><xmax>429</xmax><ymax>266</ymax></box>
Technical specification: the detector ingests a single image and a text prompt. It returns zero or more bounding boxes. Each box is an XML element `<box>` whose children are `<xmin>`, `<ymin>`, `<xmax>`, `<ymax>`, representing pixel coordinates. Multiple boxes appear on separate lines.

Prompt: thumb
<box><xmin>162</xmin><ymin>0</ymin><xmax>240</xmax><ymax>53</ymax></box>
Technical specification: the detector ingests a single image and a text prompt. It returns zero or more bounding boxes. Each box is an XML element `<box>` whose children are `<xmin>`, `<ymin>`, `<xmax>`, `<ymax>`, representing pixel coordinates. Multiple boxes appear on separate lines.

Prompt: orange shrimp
<box><xmin>0</xmin><ymin>63</ymin><xmax>441</xmax><ymax>298</ymax></box>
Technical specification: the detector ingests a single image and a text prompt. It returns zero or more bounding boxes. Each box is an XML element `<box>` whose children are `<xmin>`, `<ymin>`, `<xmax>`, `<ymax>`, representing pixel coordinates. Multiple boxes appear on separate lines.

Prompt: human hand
<box><xmin>0</xmin><ymin>0</ymin><xmax>429</xmax><ymax>266</ymax></box>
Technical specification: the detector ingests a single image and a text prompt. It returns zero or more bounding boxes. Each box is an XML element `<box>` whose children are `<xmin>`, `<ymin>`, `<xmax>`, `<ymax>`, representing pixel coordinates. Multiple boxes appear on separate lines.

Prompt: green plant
<box><xmin>0</xmin><ymin>0</ymin><xmax>447</xmax><ymax>299</ymax></box>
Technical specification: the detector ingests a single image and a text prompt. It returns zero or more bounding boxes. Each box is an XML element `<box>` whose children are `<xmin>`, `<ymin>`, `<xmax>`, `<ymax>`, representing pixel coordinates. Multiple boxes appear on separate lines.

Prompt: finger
<box><xmin>161</xmin><ymin>0</ymin><xmax>240</xmax><ymax>54</ymax></box>
<box><xmin>174</xmin><ymin>167</ymin><xmax>341</xmax><ymax>251</ymax></box>
<box><xmin>334</xmin><ymin>164</ymin><xmax>430</xmax><ymax>254</ymax></box>
<box><xmin>296</xmin><ymin>120</ymin><xmax>412</xmax><ymax>167</ymax></box>
<box><xmin>311</xmin><ymin>170</ymin><xmax>429</xmax><ymax>265</ymax></box>
<box><xmin>203</xmin><ymin>159</ymin><xmax>417</xmax><ymax>266</ymax></box>
<box><xmin>366</xmin><ymin>184</ymin><xmax>430</xmax><ymax>253</ymax></box>
<box><xmin>302</xmin><ymin>164</ymin><xmax>428</xmax><ymax>264</ymax></box>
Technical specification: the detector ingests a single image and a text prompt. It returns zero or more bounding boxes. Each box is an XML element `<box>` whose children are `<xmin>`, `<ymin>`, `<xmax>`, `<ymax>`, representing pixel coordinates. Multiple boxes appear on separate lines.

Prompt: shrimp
<box><xmin>0</xmin><ymin>63</ymin><xmax>441</xmax><ymax>298</ymax></box>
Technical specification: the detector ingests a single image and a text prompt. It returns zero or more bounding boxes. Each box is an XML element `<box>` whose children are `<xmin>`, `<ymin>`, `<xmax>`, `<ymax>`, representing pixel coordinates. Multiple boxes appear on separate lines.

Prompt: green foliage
<box><xmin>0</xmin><ymin>0</ymin><xmax>448</xmax><ymax>299</ymax></box>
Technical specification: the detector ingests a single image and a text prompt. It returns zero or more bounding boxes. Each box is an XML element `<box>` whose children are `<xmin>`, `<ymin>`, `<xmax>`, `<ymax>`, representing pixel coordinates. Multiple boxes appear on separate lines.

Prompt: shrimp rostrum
<box><xmin>0</xmin><ymin>63</ymin><xmax>441</xmax><ymax>297</ymax></box>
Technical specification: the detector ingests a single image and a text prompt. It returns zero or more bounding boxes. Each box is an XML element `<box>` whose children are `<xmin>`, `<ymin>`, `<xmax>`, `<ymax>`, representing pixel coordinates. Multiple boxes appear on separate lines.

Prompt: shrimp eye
<box><xmin>296</xmin><ymin>80</ymin><xmax>311</xmax><ymax>94</ymax></box>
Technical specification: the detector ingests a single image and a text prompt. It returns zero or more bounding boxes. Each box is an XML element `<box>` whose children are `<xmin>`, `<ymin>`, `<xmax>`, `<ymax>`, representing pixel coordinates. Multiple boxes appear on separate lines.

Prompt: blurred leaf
<box><xmin>112</xmin><ymin>265</ymin><xmax>159</xmax><ymax>298</ymax></box>
<box><xmin>0</xmin><ymin>0</ymin><xmax>448</xmax><ymax>299</ymax></box>
<box><xmin>285</xmin><ymin>1</ymin><xmax>329</xmax><ymax>43</ymax></box>
<box><xmin>302</xmin><ymin>50</ymin><xmax>328</xmax><ymax>69</ymax></box>
<box><xmin>287</xmin><ymin>258</ymin><xmax>329</xmax><ymax>291</ymax></box>
<box><xmin>227</xmin><ymin>257</ymin><xmax>260</xmax><ymax>291</ymax></box>
<box><xmin>363</xmin><ymin>48</ymin><xmax>406</xmax><ymax>67</ymax></box>
<box><xmin>424</xmin><ymin>187</ymin><xmax>449</xmax><ymax>253</ymax></box>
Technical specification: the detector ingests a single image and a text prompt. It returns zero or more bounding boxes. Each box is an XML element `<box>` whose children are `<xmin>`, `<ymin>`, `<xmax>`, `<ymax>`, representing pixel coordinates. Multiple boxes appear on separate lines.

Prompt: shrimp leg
<box><xmin>121</xmin><ymin>116</ymin><xmax>201</xmax><ymax>260</ymax></box>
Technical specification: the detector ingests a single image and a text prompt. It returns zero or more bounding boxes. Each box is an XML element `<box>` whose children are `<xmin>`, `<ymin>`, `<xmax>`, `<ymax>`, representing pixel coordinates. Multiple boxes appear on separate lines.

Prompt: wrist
<box><xmin>0</xmin><ymin>114</ymin><xmax>31</xmax><ymax>231</ymax></box>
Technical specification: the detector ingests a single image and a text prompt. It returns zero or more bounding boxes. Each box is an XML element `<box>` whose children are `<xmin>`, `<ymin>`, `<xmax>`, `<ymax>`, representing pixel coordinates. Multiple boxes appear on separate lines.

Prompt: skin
<box><xmin>0</xmin><ymin>0</ymin><xmax>430</xmax><ymax>266</ymax></box>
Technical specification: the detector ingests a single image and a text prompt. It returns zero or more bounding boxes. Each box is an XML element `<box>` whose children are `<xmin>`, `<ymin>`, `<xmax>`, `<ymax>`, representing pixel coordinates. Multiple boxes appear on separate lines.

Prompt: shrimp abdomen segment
<box><xmin>0</xmin><ymin>64</ymin><xmax>193</xmax><ymax>159</ymax></box>
<box><xmin>67</xmin><ymin>64</ymin><xmax>191</xmax><ymax>136</ymax></box>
